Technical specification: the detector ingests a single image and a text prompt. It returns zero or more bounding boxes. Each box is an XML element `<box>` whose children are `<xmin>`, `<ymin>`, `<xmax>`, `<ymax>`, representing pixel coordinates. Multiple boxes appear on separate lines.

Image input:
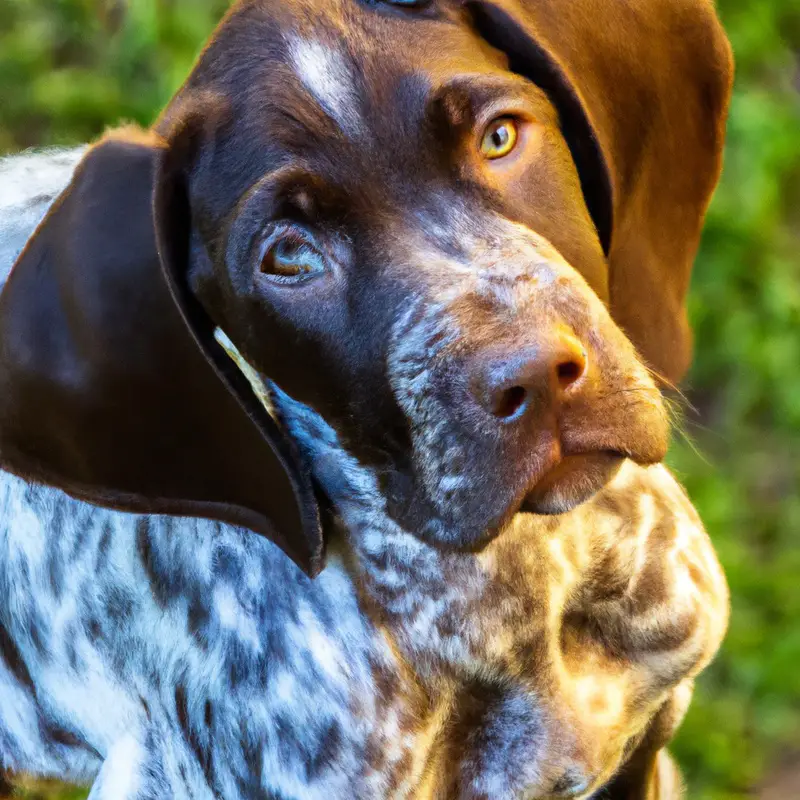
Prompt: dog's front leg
<box><xmin>87</xmin><ymin>729</ymin><xmax>216</xmax><ymax>800</ymax></box>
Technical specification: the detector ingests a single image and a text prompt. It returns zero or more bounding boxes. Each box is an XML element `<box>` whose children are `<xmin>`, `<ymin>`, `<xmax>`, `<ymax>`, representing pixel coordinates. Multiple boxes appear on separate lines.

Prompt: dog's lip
<box><xmin>520</xmin><ymin>449</ymin><xmax>625</xmax><ymax>515</ymax></box>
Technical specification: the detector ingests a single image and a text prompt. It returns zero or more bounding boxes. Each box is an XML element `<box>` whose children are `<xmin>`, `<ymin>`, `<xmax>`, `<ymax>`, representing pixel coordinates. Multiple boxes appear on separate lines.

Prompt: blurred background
<box><xmin>0</xmin><ymin>0</ymin><xmax>798</xmax><ymax>797</ymax></box>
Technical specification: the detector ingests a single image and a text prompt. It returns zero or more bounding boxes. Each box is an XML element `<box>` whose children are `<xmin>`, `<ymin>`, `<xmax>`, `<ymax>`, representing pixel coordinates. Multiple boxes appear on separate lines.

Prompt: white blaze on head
<box><xmin>288</xmin><ymin>37</ymin><xmax>362</xmax><ymax>137</ymax></box>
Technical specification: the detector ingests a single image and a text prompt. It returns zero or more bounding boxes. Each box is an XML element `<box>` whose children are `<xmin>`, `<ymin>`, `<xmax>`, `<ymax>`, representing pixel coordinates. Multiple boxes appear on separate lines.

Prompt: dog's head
<box><xmin>0</xmin><ymin>0</ymin><xmax>732</xmax><ymax>575</ymax></box>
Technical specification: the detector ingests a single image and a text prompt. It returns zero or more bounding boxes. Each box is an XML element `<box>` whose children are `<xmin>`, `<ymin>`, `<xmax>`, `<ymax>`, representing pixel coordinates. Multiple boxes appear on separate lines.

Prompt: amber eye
<box><xmin>480</xmin><ymin>117</ymin><xmax>519</xmax><ymax>160</ymax></box>
<box><xmin>259</xmin><ymin>230</ymin><xmax>325</xmax><ymax>283</ymax></box>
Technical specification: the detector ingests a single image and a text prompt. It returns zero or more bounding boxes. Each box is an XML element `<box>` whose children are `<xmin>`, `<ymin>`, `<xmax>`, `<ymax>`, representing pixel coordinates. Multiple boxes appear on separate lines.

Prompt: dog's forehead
<box><xmin>183</xmin><ymin>0</ymin><xmax>504</xmax><ymax>133</ymax></box>
<box><xmin>287</xmin><ymin>37</ymin><xmax>365</xmax><ymax>139</ymax></box>
<box><xmin>166</xmin><ymin>0</ymin><xmax>519</xmax><ymax>217</ymax></box>
<box><xmin>162</xmin><ymin>1</ymin><xmax>608</xmax><ymax>290</ymax></box>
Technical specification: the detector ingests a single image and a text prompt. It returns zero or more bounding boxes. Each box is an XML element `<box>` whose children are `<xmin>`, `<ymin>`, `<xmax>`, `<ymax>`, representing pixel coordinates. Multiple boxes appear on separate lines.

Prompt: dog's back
<box><xmin>0</xmin><ymin>149</ymin><xmax>85</xmax><ymax>284</ymax></box>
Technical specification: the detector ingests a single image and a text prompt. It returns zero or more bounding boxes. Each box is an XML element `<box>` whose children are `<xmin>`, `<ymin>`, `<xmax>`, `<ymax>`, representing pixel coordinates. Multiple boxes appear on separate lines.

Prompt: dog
<box><xmin>0</xmin><ymin>0</ymin><xmax>733</xmax><ymax>797</ymax></box>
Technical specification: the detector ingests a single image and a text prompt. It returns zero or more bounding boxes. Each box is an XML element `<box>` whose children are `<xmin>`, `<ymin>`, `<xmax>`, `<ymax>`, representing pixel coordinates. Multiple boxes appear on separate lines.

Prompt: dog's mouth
<box><xmin>513</xmin><ymin>384</ymin><xmax>670</xmax><ymax>518</ymax></box>
<box><xmin>398</xmin><ymin>383</ymin><xmax>670</xmax><ymax>549</ymax></box>
<box><xmin>520</xmin><ymin>449</ymin><xmax>625</xmax><ymax>516</ymax></box>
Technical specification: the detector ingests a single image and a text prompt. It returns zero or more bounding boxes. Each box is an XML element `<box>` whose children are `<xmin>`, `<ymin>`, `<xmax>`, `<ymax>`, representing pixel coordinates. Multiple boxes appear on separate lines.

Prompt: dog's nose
<box><xmin>472</xmin><ymin>332</ymin><xmax>588</xmax><ymax>420</ymax></box>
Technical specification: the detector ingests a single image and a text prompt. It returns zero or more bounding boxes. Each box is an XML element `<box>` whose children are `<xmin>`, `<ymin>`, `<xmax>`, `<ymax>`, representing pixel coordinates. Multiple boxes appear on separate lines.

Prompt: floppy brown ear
<box><xmin>465</xmin><ymin>0</ymin><xmax>734</xmax><ymax>382</ymax></box>
<box><xmin>0</xmin><ymin>131</ymin><xmax>324</xmax><ymax>576</ymax></box>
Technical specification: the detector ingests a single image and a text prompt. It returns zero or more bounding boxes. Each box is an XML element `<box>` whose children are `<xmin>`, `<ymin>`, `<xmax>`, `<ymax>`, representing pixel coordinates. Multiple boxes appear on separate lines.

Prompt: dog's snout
<box><xmin>472</xmin><ymin>332</ymin><xmax>588</xmax><ymax>421</ymax></box>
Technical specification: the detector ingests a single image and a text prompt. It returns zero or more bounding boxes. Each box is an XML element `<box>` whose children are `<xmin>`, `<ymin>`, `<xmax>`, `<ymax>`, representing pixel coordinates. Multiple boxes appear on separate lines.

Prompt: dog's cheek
<box><xmin>386</xmin><ymin>301</ymin><xmax>522</xmax><ymax>545</ymax></box>
<box><xmin>387</xmin><ymin>299</ymin><xmax>469</xmax><ymax>493</ymax></box>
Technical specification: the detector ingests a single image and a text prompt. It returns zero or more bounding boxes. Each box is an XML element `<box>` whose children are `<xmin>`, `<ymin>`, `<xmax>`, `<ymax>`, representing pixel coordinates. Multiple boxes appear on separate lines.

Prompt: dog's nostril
<box><xmin>556</xmin><ymin>356</ymin><xmax>586</xmax><ymax>389</ymax></box>
<box><xmin>493</xmin><ymin>385</ymin><xmax>528</xmax><ymax>419</ymax></box>
<box><xmin>473</xmin><ymin>333</ymin><xmax>588</xmax><ymax>420</ymax></box>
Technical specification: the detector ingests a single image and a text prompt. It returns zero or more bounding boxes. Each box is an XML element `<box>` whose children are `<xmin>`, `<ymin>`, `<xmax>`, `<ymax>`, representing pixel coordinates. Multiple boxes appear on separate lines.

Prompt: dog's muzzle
<box><xmin>389</xmin><ymin>249</ymin><xmax>670</xmax><ymax>543</ymax></box>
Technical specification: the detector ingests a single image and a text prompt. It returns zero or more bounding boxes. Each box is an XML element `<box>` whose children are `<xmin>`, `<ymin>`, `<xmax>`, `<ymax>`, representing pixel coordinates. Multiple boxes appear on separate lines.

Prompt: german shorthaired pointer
<box><xmin>0</xmin><ymin>0</ymin><xmax>733</xmax><ymax>797</ymax></box>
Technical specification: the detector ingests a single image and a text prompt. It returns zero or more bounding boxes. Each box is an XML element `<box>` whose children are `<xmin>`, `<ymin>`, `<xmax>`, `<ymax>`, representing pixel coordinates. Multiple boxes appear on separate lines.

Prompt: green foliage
<box><xmin>1</xmin><ymin>1</ymin><xmax>798</xmax><ymax>798</ymax></box>
<box><xmin>667</xmin><ymin>1</ymin><xmax>800</xmax><ymax>796</ymax></box>
<box><xmin>0</xmin><ymin>0</ymin><xmax>229</xmax><ymax>151</ymax></box>
<box><xmin>6</xmin><ymin>778</ymin><xmax>88</xmax><ymax>800</ymax></box>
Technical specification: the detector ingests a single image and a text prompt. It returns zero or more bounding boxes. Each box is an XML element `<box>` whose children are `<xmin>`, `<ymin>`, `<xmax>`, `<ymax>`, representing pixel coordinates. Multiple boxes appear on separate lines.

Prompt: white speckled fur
<box><xmin>288</xmin><ymin>38</ymin><xmax>363</xmax><ymax>137</ymax></box>
<box><xmin>0</xmin><ymin>148</ymin><xmax>86</xmax><ymax>275</ymax></box>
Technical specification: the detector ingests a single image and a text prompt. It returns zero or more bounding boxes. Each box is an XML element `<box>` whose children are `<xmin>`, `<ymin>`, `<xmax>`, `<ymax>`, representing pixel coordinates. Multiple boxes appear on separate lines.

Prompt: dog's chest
<box><xmin>321</xmin><ymin>462</ymin><xmax>699</xmax><ymax>799</ymax></box>
<box><xmin>0</xmin><ymin>474</ymin><xmax>550</xmax><ymax>797</ymax></box>
<box><xmin>0</xmin><ymin>467</ymin><xmax>677</xmax><ymax>799</ymax></box>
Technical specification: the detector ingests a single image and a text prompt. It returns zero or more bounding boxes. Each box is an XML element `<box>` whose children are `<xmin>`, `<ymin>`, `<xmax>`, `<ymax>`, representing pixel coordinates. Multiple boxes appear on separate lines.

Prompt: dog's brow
<box><xmin>288</xmin><ymin>37</ymin><xmax>362</xmax><ymax>138</ymax></box>
<box><xmin>433</xmin><ymin>74</ymin><xmax>557</xmax><ymax>128</ymax></box>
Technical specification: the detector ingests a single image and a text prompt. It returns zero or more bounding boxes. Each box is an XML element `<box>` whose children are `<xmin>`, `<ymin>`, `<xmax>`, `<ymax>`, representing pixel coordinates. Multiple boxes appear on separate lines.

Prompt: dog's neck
<box><xmin>208</xmin><ymin>331</ymin><xmax>505</xmax><ymax>677</ymax></box>
<box><xmin>217</xmin><ymin>330</ymin><xmax>430</xmax><ymax>573</ymax></box>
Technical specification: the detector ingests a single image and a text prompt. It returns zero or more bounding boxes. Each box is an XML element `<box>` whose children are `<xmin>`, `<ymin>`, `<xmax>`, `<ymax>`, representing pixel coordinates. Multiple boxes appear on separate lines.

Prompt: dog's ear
<box><xmin>0</xmin><ymin>130</ymin><xmax>324</xmax><ymax>576</ymax></box>
<box><xmin>465</xmin><ymin>0</ymin><xmax>734</xmax><ymax>382</ymax></box>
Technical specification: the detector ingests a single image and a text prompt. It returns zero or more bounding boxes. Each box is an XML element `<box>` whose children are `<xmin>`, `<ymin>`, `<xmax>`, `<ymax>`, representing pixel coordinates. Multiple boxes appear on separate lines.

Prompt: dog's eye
<box><xmin>259</xmin><ymin>231</ymin><xmax>325</xmax><ymax>283</ymax></box>
<box><xmin>480</xmin><ymin>117</ymin><xmax>519</xmax><ymax>160</ymax></box>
